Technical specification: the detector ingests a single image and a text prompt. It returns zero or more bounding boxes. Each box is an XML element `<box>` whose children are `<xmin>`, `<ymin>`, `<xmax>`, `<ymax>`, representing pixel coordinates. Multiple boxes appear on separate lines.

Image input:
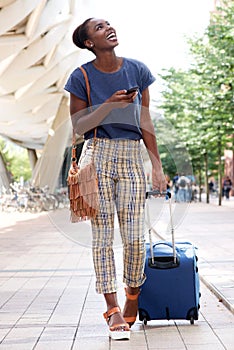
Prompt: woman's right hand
<box><xmin>107</xmin><ymin>89</ymin><xmax>138</xmax><ymax>106</ymax></box>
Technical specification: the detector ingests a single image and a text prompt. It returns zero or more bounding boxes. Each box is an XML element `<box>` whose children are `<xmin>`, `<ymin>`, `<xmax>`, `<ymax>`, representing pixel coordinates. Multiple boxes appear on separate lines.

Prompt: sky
<box><xmin>79</xmin><ymin>0</ymin><xmax>214</xmax><ymax>76</ymax></box>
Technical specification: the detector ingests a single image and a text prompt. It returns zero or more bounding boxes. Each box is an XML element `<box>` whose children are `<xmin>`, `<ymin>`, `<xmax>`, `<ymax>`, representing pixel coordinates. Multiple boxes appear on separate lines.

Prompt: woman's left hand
<box><xmin>152</xmin><ymin>167</ymin><xmax>167</xmax><ymax>194</ymax></box>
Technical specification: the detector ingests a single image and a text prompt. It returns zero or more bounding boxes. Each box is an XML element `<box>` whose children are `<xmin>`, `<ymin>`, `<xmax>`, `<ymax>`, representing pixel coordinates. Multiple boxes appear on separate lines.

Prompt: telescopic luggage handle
<box><xmin>146</xmin><ymin>190</ymin><xmax>170</xmax><ymax>199</ymax></box>
<box><xmin>146</xmin><ymin>189</ymin><xmax>176</xmax><ymax>265</ymax></box>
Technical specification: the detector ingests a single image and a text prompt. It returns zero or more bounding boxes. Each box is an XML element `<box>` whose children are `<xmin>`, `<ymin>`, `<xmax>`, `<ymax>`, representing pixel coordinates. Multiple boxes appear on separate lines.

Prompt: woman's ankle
<box><xmin>126</xmin><ymin>286</ymin><xmax>140</xmax><ymax>295</ymax></box>
<box><xmin>104</xmin><ymin>292</ymin><xmax>119</xmax><ymax>311</ymax></box>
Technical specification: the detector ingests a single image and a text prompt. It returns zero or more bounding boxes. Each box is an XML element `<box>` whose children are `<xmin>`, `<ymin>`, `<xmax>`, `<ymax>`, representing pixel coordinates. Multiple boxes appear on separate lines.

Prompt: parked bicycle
<box><xmin>0</xmin><ymin>183</ymin><xmax>69</xmax><ymax>213</ymax></box>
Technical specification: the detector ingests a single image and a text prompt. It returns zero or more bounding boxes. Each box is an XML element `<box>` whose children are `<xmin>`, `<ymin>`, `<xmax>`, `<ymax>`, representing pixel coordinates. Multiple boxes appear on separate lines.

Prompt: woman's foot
<box><xmin>103</xmin><ymin>306</ymin><xmax>130</xmax><ymax>340</ymax></box>
<box><xmin>122</xmin><ymin>287</ymin><xmax>140</xmax><ymax>328</ymax></box>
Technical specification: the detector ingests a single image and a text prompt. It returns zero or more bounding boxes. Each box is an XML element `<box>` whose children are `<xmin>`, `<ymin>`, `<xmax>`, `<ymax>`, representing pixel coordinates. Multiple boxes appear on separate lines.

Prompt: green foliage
<box><xmin>0</xmin><ymin>137</ymin><xmax>32</xmax><ymax>182</ymax></box>
<box><xmin>157</xmin><ymin>0</ymin><xmax>234</xmax><ymax>183</ymax></box>
<box><xmin>153</xmin><ymin>116</ymin><xmax>193</xmax><ymax>179</ymax></box>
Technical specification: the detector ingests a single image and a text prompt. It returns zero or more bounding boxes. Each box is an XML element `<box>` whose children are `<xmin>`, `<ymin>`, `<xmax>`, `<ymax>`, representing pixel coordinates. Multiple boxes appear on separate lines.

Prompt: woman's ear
<box><xmin>84</xmin><ymin>39</ymin><xmax>94</xmax><ymax>49</ymax></box>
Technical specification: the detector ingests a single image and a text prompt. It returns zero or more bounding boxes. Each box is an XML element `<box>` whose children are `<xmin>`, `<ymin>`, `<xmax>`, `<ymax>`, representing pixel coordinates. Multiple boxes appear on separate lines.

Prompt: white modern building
<box><xmin>0</xmin><ymin>0</ymin><xmax>93</xmax><ymax>191</ymax></box>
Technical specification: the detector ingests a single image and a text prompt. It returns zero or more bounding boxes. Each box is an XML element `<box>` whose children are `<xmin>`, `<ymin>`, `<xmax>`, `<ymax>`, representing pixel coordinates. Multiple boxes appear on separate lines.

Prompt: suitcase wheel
<box><xmin>190</xmin><ymin>316</ymin><xmax>195</xmax><ymax>325</ymax></box>
<box><xmin>187</xmin><ymin>307</ymin><xmax>199</xmax><ymax>324</ymax></box>
<box><xmin>139</xmin><ymin>309</ymin><xmax>150</xmax><ymax>325</ymax></box>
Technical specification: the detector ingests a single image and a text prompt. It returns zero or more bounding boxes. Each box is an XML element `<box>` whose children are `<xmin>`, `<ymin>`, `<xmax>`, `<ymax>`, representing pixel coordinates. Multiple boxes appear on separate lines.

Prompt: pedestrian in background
<box><xmin>177</xmin><ymin>174</ymin><xmax>191</xmax><ymax>202</ymax></box>
<box><xmin>172</xmin><ymin>173</ymin><xmax>179</xmax><ymax>202</ymax></box>
<box><xmin>222</xmin><ymin>176</ymin><xmax>232</xmax><ymax>199</ymax></box>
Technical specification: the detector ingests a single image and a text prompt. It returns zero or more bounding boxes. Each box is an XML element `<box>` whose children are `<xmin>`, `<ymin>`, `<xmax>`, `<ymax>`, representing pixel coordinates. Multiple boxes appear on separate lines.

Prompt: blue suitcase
<box><xmin>138</xmin><ymin>191</ymin><xmax>200</xmax><ymax>325</ymax></box>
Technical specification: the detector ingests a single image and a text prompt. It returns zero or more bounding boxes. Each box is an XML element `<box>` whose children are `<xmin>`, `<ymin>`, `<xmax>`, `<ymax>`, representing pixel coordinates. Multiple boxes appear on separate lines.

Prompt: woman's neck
<box><xmin>93</xmin><ymin>54</ymin><xmax>123</xmax><ymax>73</ymax></box>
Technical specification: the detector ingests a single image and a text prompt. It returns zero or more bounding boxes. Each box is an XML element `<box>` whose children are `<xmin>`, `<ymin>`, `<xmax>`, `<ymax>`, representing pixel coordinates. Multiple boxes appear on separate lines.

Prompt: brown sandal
<box><xmin>123</xmin><ymin>288</ymin><xmax>140</xmax><ymax>327</ymax></box>
<box><xmin>103</xmin><ymin>306</ymin><xmax>130</xmax><ymax>340</ymax></box>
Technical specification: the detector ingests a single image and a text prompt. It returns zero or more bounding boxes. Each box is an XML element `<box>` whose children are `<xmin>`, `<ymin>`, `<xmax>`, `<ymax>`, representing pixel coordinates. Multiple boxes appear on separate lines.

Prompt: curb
<box><xmin>200</xmin><ymin>275</ymin><xmax>234</xmax><ymax>315</ymax></box>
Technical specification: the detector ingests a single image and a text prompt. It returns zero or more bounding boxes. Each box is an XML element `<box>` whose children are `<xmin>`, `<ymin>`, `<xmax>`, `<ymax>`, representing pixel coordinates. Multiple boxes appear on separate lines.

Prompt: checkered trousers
<box><xmin>81</xmin><ymin>138</ymin><xmax>147</xmax><ymax>294</ymax></box>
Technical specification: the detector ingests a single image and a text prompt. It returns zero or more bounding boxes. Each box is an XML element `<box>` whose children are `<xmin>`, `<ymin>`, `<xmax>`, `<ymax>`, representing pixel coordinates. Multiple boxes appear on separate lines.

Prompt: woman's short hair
<box><xmin>72</xmin><ymin>18</ymin><xmax>93</xmax><ymax>49</ymax></box>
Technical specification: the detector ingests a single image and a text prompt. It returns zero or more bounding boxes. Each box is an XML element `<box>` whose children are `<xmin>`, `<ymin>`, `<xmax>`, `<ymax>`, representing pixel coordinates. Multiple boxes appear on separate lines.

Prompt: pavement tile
<box><xmin>179</xmin><ymin>330</ymin><xmax>222</xmax><ymax>345</ymax></box>
<box><xmin>0</xmin><ymin>326</ymin><xmax>42</xmax><ymax>350</ymax></box>
<box><xmin>111</xmin><ymin>343</ymin><xmax>148</xmax><ymax>350</ymax></box>
<box><xmin>185</xmin><ymin>345</ymin><xmax>226</xmax><ymax>350</ymax></box>
<box><xmin>33</xmin><ymin>326</ymin><xmax>75</xmax><ymax>350</ymax></box>
<box><xmin>76</xmin><ymin>324</ymin><xmax>108</xmax><ymax>338</ymax></box>
<box><xmin>145</xmin><ymin>328</ymin><xmax>185</xmax><ymax>349</ymax></box>
<box><xmin>215</xmin><ymin>327</ymin><xmax>234</xmax><ymax>340</ymax></box>
<box><xmin>0</xmin><ymin>328</ymin><xmax>11</xmax><ymax>343</ymax></box>
<box><xmin>72</xmin><ymin>336</ymin><xmax>109</xmax><ymax>350</ymax></box>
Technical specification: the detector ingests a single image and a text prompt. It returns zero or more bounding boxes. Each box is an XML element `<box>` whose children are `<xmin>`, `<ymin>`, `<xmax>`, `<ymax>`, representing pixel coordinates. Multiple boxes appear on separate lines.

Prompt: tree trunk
<box><xmin>218</xmin><ymin>126</ymin><xmax>222</xmax><ymax>206</ymax></box>
<box><xmin>204</xmin><ymin>151</ymin><xmax>209</xmax><ymax>203</ymax></box>
<box><xmin>199</xmin><ymin>165</ymin><xmax>202</xmax><ymax>202</ymax></box>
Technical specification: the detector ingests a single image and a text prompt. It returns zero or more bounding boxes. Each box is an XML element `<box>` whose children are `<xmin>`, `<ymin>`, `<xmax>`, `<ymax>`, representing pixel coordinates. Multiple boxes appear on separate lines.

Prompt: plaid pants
<box><xmin>82</xmin><ymin>138</ymin><xmax>146</xmax><ymax>294</ymax></box>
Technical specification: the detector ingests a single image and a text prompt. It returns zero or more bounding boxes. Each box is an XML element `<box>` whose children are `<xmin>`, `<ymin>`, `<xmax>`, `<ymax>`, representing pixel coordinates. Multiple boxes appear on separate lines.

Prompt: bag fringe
<box><xmin>67</xmin><ymin>160</ymin><xmax>99</xmax><ymax>222</ymax></box>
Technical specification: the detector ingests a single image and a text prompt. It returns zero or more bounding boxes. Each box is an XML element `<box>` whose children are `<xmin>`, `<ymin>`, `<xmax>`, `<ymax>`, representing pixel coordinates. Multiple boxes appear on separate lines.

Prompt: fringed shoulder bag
<box><xmin>67</xmin><ymin>66</ymin><xmax>99</xmax><ymax>222</ymax></box>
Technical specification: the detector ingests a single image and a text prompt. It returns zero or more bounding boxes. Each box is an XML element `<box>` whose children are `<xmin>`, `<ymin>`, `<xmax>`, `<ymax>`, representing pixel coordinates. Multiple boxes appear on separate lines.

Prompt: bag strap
<box><xmin>72</xmin><ymin>65</ymin><xmax>97</xmax><ymax>147</ymax></box>
<box><xmin>79</xmin><ymin>66</ymin><xmax>92</xmax><ymax>108</ymax></box>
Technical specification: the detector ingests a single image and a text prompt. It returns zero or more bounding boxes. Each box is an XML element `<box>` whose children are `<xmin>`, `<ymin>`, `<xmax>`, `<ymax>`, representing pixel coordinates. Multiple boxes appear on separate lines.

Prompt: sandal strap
<box><xmin>125</xmin><ymin>287</ymin><xmax>140</xmax><ymax>300</ymax></box>
<box><xmin>109</xmin><ymin>323</ymin><xmax>129</xmax><ymax>332</ymax></box>
<box><xmin>103</xmin><ymin>306</ymin><xmax>121</xmax><ymax>321</ymax></box>
<box><xmin>124</xmin><ymin>316</ymin><xmax>137</xmax><ymax>323</ymax></box>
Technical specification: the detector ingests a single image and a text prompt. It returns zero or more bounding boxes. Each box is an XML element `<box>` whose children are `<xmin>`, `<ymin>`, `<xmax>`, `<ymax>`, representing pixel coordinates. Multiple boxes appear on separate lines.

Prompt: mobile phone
<box><xmin>126</xmin><ymin>86</ymin><xmax>139</xmax><ymax>94</ymax></box>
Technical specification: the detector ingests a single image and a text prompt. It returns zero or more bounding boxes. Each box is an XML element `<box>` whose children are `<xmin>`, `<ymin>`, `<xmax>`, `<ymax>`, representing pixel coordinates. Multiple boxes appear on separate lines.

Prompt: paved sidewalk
<box><xmin>0</xmin><ymin>197</ymin><xmax>233</xmax><ymax>349</ymax></box>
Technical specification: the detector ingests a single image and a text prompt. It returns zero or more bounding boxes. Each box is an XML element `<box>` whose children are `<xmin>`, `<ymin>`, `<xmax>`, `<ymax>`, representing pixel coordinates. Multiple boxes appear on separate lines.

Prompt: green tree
<box><xmin>157</xmin><ymin>0</ymin><xmax>234</xmax><ymax>204</ymax></box>
<box><xmin>0</xmin><ymin>137</ymin><xmax>31</xmax><ymax>183</ymax></box>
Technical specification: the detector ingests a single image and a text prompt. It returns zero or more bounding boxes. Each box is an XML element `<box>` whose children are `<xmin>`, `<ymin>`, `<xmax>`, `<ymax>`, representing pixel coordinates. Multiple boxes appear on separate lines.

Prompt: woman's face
<box><xmin>85</xmin><ymin>18</ymin><xmax>119</xmax><ymax>50</ymax></box>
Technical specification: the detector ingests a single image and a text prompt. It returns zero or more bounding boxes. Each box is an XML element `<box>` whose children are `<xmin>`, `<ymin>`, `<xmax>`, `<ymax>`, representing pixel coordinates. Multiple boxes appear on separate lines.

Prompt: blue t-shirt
<box><xmin>64</xmin><ymin>58</ymin><xmax>155</xmax><ymax>140</ymax></box>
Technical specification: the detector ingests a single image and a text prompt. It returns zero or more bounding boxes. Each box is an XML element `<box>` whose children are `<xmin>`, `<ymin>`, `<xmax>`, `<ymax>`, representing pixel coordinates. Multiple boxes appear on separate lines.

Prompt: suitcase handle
<box><xmin>146</xmin><ymin>190</ymin><xmax>170</xmax><ymax>199</ymax></box>
<box><xmin>148</xmin><ymin>241</ymin><xmax>180</xmax><ymax>269</ymax></box>
<box><xmin>146</xmin><ymin>189</ymin><xmax>176</xmax><ymax>264</ymax></box>
<box><xmin>148</xmin><ymin>255</ymin><xmax>180</xmax><ymax>269</ymax></box>
<box><xmin>152</xmin><ymin>241</ymin><xmax>180</xmax><ymax>252</ymax></box>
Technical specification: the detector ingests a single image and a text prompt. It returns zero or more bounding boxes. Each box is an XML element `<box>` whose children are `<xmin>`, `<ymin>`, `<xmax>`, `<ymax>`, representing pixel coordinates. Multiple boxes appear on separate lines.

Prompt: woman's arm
<box><xmin>140</xmin><ymin>88</ymin><xmax>166</xmax><ymax>191</ymax></box>
<box><xmin>70</xmin><ymin>90</ymin><xmax>137</xmax><ymax>136</ymax></box>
